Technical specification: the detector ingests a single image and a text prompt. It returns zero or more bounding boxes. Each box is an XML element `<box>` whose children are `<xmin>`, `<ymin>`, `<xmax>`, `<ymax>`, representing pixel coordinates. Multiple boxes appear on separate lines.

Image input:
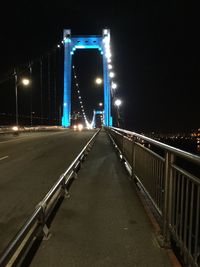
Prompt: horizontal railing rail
<box><xmin>106</xmin><ymin>126</ymin><xmax>200</xmax><ymax>267</ymax></box>
<box><xmin>0</xmin><ymin>129</ymin><xmax>100</xmax><ymax>267</ymax></box>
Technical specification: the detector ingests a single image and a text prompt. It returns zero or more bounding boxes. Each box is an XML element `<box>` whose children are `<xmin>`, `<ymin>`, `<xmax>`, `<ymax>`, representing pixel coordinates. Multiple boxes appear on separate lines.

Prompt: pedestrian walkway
<box><xmin>30</xmin><ymin>130</ymin><xmax>175</xmax><ymax>267</ymax></box>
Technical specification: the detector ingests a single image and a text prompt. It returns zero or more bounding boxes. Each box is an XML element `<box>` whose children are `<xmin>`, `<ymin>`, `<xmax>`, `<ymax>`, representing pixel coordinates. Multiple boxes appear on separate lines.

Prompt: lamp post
<box><xmin>14</xmin><ymin>70</ymin><xmax>19</xmax><ymax>127</ymax></box>
<box><xmin>114</xmin><ymin>99</ymin><xmax>122</xmax><ymax>128</ymax></box>
<box><xmin>29</xmin><ymin>62</ymin><xmax>33</xmax><ymax>126</ymax></box>
<box><xmin>14</xmin><ymin>69</ymin><xmax>30</xmax><ymax>127</ymax></box>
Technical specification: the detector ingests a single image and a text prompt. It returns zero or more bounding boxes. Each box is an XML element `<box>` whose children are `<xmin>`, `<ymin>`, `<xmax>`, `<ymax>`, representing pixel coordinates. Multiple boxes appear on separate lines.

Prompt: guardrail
<box><xmin>106</xmin><ymin>127</ymin><xmax>200</xmax><ymax>267</ymax></box>
<box><xmin>0</xmin><ymin>129</ymin><xmax>100</xmax><ymax>267</ymax></box>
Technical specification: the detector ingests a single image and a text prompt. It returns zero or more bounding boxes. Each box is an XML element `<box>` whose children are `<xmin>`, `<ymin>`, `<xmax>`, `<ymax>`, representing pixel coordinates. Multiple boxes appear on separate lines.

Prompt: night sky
<box><xmin>0</xmin><ymin>1</ymin><xmax>199</xmax><ymax>132</ymax></box>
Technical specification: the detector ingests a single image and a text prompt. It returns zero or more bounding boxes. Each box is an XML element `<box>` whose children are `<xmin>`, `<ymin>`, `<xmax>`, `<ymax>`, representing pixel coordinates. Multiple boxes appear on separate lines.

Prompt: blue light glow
<box><xmin>64</xmin><ymin>38</ymin><xmax>71</xmax><ymax>43</ymax></box>
<box><xmin>75</xmin><ymin>45</ymin><xmax>101</xmax><ymax>49</ymax></box>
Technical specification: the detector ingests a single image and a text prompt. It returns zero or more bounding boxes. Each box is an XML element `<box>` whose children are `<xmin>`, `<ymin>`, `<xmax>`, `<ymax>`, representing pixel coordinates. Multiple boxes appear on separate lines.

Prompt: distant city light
<box><xmin>108</xmin><ymin>64</ymin><xmax>112</xmax><ymax>69</ymax></box>
<box><xmin>99</xmin><ymin>102</ymin><xmax>103</xmax><ymax>106</ymax></box>
<box><xmin>57</xmin><ymin>44</ymin><xmax>60</xmax><ymax>48</ymax></box>
<box><xmin>95</xmin><ymin>77</ymin><xmax>103</xmax><ymax>85</ymax></box>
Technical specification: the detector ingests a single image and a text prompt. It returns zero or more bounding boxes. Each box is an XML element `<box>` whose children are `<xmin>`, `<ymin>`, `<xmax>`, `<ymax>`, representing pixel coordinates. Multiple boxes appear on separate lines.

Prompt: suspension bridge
<box><xmin>0</xmin><ymin>29</ymin><xmax>199</xmax><ymax>267</ymax></box>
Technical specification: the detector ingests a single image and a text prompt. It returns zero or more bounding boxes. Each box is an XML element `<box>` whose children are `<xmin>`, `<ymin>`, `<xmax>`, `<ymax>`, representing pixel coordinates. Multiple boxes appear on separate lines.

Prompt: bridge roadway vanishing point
<box><xmin>0</xmin><ymin>129</ymin><xmax>180</xmax><ymax>266</ymax></box>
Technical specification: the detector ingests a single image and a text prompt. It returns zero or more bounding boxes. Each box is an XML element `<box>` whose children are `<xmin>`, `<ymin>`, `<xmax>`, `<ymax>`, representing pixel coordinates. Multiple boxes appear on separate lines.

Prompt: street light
<box><xmin>99</xmin><ymin>102</ymin><xmax>103</xmax><ymax>107</ymax></box>
<box><xmin>111</xmin><ymin>82</ymin><xmax>117</xmax><ymax>90</ymax></box>
<box><xmin>95</xmin><ymin>77</ymin><xmax>103</xmax><ymax>85</ymax></box>
<box><xmin>114</xmin><ymin>99</ymin><xmax>122</xmax><ymax>128</ymax></box>
<box><xmin>109</xmin><ymin>72</ymin><xmax>115</xmax><ymax>78</ymax></box>
<box><xmin>14</xmin><ymin>70</ymin><xmax>30</xmax><ymax>127</ymax></box>
<box><xmin>21</xmin><ymin>78</ymin><xmax>30</xmax><ymax>86</ymax></box>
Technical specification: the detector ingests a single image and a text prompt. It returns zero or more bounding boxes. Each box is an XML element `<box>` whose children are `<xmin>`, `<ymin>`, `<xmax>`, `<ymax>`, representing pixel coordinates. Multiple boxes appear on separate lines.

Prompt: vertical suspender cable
<box><xmin>14</xmin><ymin>68</ymin><xmax>18</xmax><ymax>126</ymax></box>
<box><xmin>29</xmin><ymin>62</ymin><xmax>33</xmax><ymax>126</ymax></box>
<box><xmin>47</xmin><ymin>53</ymin><xmax>51</xmax><ymax>125</ymax></box>
<box><xmin>54</xmin><ymin>50</ymin><xmax>57</xmax><ymax>125</ymax></box>
<box><xmin>40</xmin><ymin>58</ymin><xmax>43</xmax><ymax>125</ymax></box>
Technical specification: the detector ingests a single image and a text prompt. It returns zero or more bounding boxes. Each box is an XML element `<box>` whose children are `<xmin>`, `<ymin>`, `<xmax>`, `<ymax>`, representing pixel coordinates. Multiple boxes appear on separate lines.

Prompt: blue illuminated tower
<box><xmin>62</xmin><ymin>29</ymin><xmax>112</xmax><ymax>127</ymax></box>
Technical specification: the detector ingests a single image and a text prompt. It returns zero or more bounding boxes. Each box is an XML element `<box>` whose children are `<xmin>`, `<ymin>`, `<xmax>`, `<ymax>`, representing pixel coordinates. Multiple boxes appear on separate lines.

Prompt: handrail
<box><xmin>111</xmin><ymin>126</ymin><xmax>200</xmax><ymax>165</ymax></box>
<box><xmin>0</xmin><ymin>128</ymin><xmax>100</xmax><ymax>267</ymax></box>
<box><xmin>106</xmin><ymin>126</ymin><xmax>200</xmax><ymax>267</ymax></box>
<box><xmin>0</xmin><ymin>207</ymin><xmax>42</xmax><ymax>266</ymax></box>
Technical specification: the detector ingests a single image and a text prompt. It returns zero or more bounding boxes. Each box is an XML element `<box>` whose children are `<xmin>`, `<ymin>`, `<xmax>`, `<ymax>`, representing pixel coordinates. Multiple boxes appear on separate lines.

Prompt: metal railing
<box><xmin>106</xmin><ymin>127</ymin><xmax>200</xmax><ymax>267</ymax></box>
<box><xmin>0</xmin><ymin>129</ymin><xmax>100</xmax><ymax>267</ymax></box>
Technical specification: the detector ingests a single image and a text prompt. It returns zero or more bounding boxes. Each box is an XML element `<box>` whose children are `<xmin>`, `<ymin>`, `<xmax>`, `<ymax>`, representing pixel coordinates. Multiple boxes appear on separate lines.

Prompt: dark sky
<box><xmin>0</xmin><ymin>1</ymin><xmax>199</xmax><ymax>132</ymax></box>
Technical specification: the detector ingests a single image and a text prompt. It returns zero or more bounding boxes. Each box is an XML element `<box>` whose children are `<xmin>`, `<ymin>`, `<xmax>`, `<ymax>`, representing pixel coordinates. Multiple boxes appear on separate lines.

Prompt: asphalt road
<box><xmin>0</xmin><ymin>129</ymin><xmax>96</xmax><ymax>255</ymax></box>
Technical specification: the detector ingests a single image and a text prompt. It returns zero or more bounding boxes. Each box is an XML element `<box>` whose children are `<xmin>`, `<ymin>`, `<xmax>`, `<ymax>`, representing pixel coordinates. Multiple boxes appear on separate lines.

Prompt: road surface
<box><xmin>0</xmin><ymin>129</ymin><xmax>96</xmax><ymax>254</ymax></box>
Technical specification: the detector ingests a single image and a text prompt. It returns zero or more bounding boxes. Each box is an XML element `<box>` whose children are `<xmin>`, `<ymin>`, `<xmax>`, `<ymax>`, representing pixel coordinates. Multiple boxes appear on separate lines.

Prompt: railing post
<box><xmin>162</xmin><ymin>151</ymin><xmax>174</xmax><ymax>247</ymax></box>
<box><xmin>37</xmin><ymin>202</ymin><xmax>51</xmax><ymax>240</ymax></box>
<box><xmin>122</xmin><ymin>134</ymin><xmax>124</xmax><ymax>154</ymax></box>
<box><xmin>131</xmin><ymin>136</ymin><xmax>136</xmax><ymax>180</ymax></box>
<box><xmin>61</xmin><ymin>177</ymin><xmax>70</xmax><ymax>198</ymax></box>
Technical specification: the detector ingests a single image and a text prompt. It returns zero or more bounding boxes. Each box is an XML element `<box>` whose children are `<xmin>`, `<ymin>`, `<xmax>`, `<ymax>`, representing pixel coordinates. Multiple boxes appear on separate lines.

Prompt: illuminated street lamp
<box><xmin>109</xmin><ymin>72</ymin><xmax>115</xmax><ymax>78</ymax></box>
<box><xmin>99</xmin><ymin>102</ymin><xmax>103</xmax><ymax>107</ymax></box>
<box><xmin>14</xmin><ymin>70</ymin><xmax>30</xmax><ymax>127</ymax></box>
<box><xmin>114</xmin><ymin>99</ymin><xmax>122</xmax><ymax>107</ymax></box>
<box><xmin>22</xmin><ymin>78</ymin><xmax>30</xmax><ymax>86</ymax></box>
<box><xmin>114</xmin><ymin>99</ymin><xmax>122</xmax><ymax>128</ymax></box>
<box><xmin>111</xmin><ymin>82</ymin><xmax>117</xmax><ymax>90</ymax></box>
<box><xmin>95</xmin><ymin>77</ymin><xmax>103</xmax><ymax>85</ymax></box>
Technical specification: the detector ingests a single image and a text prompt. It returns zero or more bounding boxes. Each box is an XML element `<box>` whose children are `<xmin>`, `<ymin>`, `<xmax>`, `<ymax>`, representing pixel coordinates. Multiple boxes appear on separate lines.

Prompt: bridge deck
<box><xmin>30</xmin><ymin>130</ymin><xmax>174</xmax><ymax>267</ymax></box>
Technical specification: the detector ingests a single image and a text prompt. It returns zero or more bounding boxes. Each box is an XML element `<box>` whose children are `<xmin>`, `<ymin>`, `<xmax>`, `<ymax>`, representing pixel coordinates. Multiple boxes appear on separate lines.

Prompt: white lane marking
<box><xmin>0</xmin><ymin>156</ymin><xmax>9</xmax><ymax>161</ymax></box>
<box><xmin>0</xmin><ymin>131</ymin><xmax>66</xmax><ymax>144</ymax></box>
<box><xmin>0</xmin><ymin>137</ymin><xmax>27</xmax><ymax>144</ymax></box>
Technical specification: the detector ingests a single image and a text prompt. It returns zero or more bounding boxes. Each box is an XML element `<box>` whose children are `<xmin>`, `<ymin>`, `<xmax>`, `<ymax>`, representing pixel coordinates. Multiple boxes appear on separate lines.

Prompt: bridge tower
<box><xmin>91</xmin><ymin>109</ymin><xmax>104</xmax><ymax>128</ymax></box>
<box><xmin>62</xmin><ymin>29</ymin><xmax>112</xmax><ymax>127</ymax></box>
